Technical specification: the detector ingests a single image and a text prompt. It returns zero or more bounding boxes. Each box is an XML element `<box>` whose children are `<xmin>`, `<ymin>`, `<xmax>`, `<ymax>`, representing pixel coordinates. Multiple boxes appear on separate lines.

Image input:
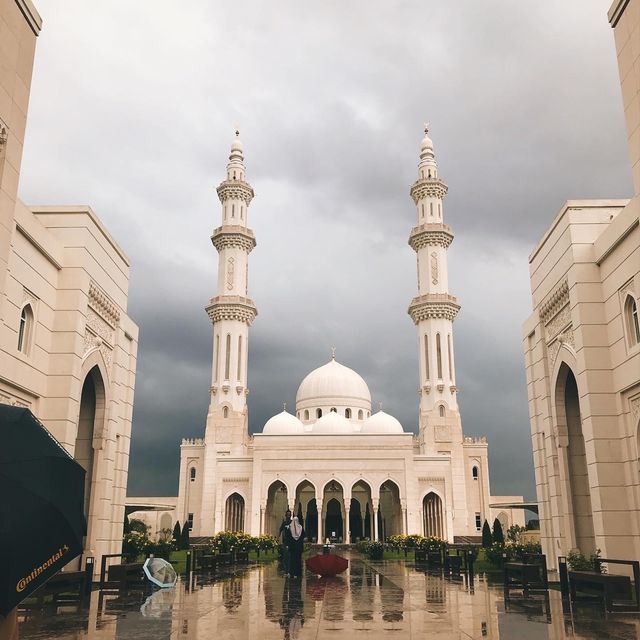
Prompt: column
<box><xmin>317</xmin><ymin>500</ymin><xmax>323</xmax><ymax>543</ymax></box>
<box><xmin>372</xmin><ymin>499</ymin><xmax>379</xmax><ymax>542</ymax></box>
<box><xmin>401</xmin><ymin>507</ymin><xmax>407</xmax><ymax>535</ymax></box>
<box><xmin>344</xmin><ymin>505</ymin><xmax>350</xmax><ymax>543</ymax></box>
<box><xmin>260</xmin><ymin>506</ymin><xmax>265</xmax><ymax>535</ymax></box>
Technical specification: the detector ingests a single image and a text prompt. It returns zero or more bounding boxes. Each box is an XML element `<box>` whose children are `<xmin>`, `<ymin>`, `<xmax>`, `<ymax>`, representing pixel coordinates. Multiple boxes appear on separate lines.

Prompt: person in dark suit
<box><xmin>278</xmin><ymin>509</ymin><xmax>292</xmax><ymax>574</ymax></box>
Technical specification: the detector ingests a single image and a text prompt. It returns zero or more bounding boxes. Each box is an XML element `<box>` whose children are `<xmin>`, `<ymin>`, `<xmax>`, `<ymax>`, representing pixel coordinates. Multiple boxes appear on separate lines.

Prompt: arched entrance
<box><xmin>224</xmin><ymin>493</ymin><xmax>245</xmax><ymax>532</ymax></box>
<box><xmin>350</xmin><ymin>480</ymin><xmax>373</xmax><ymax>542</ymax></box>
<box><xmin>423</xmin><ymin>492</ymin><xmax>443</xmax><ymax>538</ymax></box>
<box><xmin>265</xmin><ymin>480</ymin><xmax>288</xmax><ymax>536</ymax></box>
<box><xmin>557</xmin><ymin>365</ymin><xmax>594</xmax><ymax>553</ymax></box>
<box><xmin>75</xmin><ymin>366</ymin><xmax>106</xmax><ymax>550</ymax></box>
<box><xmin>295</xmin><ymin>480</ymin><xmax>317</xmax><ymax>541</ymax></box>
<box><xmin>325</xmin><ymin>498</ymin><xmax>343</xmax><ymax>542</ymax></box>
<box><xmin>379</xmin><ymin>480</ymin><xmax>402</xmax><ymax>541</ymax></box>
<box><xmin>322</xmin><ymin>480</ymin><xmax>345</xmax><ymax>542</ymax></box>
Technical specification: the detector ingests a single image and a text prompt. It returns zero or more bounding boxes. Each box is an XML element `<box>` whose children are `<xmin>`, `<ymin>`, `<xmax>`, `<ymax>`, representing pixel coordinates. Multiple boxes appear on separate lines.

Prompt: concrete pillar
<box><xmin>402</xmin><ymin>508</ymin><xmax>407</xmax><ymax>535</ymax></box>
<box><xmin>317</xmin><ymin>501</ymin><xmax>323</xmax><ymax>543</ymax></box>
<box><xmin>372</xmin><ymin>499</ymin><xmax>379</xmax><ymax>542</ymax></box>
<box><xmin>345</xmin><ymin>506</ymin><xmax>350</xmax><ymax>542</ymax></box>
<box><xmin>260</xmin><ymin>507</ymin><xmax>265</xmax><ymax>535</ymax></box>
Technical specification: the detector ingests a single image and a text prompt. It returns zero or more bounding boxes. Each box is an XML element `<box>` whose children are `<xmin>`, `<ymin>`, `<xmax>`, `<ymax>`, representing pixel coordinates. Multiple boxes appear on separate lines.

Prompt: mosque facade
<box><xmin>162</xmin><ymin>129</ymin><xmax>523</xmax><ymax>543</ymax></box>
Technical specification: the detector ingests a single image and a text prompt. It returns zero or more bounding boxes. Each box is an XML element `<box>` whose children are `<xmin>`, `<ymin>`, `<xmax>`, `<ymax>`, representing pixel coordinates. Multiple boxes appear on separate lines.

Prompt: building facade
<box><xmin>0</xmin><ymin>0</ymin><xmax>138</xmax><ymax>568</ymax></box>
<box><xmin>138</xmin><ymin>129</ymin><xmax>523</xmax><ymax>543</ymax></box>
<box><xmin>522</xmin><ymin>0</ymin><xmax>640</xmax><ymax>569</ymax></box>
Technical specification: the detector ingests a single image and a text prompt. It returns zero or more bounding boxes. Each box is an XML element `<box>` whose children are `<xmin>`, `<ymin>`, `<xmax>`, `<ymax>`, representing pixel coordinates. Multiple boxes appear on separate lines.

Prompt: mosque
<box><xmin>133</xmin><ymin>128</ymin><xmax>524</xmax><ymax>543</ymax></box>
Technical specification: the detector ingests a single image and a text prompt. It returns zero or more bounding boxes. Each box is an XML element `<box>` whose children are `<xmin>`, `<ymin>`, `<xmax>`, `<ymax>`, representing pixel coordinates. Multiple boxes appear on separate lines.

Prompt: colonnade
<box><xmin>224</xmin><ymin>492</ymin><xmax>245</xmax><ymax>532</ymax></box>
<box><xmin>422</xmin><ymin>492</ymin><xmax>444</xmax><ymax>538</ymax></box>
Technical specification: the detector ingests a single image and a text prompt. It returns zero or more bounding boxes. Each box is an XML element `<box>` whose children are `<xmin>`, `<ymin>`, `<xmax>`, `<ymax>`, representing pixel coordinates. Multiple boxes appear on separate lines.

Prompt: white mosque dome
<box><xmin>312</xmin><ymin>411</ymin><xmax>354</xmax><ymax>434</ymax></box>
<box><xmin>262</xmin><ymin>410</ymin><xmax>304</xmax><ymax>435</ymax></box>
<box><xmin>361</xmin><ymin>410</ymin><xmax>404</xmax><ymax>434</ymax></box>
<box><xmin>296</xmin><ymin>358</ymin><xmax>372</xmax><ymax>414</ymax></box>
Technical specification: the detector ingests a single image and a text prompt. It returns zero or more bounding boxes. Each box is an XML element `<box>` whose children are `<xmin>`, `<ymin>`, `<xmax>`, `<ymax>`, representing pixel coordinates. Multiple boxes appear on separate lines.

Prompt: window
<box><xmin>345</xmin><ymin>408</ymin><xmax>351</xmax><ymax>419</ymax></box>
<box><xmin>424</xmin><ymin>334</ymin><xmax>430</xmax><ymax>380</ymax></box>
<box><xmin>625</xmin><ymin>295</ymin><xmax>640</xmax><ymax>346</ymax></box>
<box><xmin>358</xmin><ymin>409</ymin><xmax>363</xmax><ymax>420</ymax></box>
<box><xmin>214</xmin><ymin>335</ymin><xmax>220</xmax><ymax>382</ymax></box>
<box><xmin>475</xmin><ymin>513</ymin><xmax>481</xmax><ymax>531</ymax></box>
<box><xmin>421</xmin><ymin>203</ymin><xmax>424</xmax><ymax>219</ymax></box>
<box><xmin>240</xmin><ymin>205</ymin><xmax>244</xmax><ymax>220</ymax></box>
<box><xmin>232</xmin><ymin>204</ymin><xmax>235</xmax><ymax>218</ymax></box>
<box><xmin>223</xmin><ymin>406</ymin><xmax>229</xmax><ymax>419</ymax></box>
<box><xmin>330</xmin><ymin>407</ymin><xmax>337</xmax><ymax>413</ymax></box>
<box><xmin>439</xmin><ymin>405</ymin><xmax>445</xmax><ymax>417</ymax></box>
<box><xmin>367</xmin><ymin>411</ymin><xmax>370</xmax><ymax>418</ymax></box>
<box><xmin>187</xmin><ymin>513</ymin><xmax>194</xmax><ymax>530</ymax></box>
<box><xmin>237</xmin><ymin>336</ymin><xmax>243</xmax><ymax>380</ymax></box>
<box><xmin>224</xmin><ymin>334</ymin><xmax>231</xmax><ymax>379</ymax></box>
<box><xmin>190</xmin><ymin>467</ymin><xmax>196</xmax><ymax>482</ymax></box>
<box><xmin>447</xmin><ymin>334</ymin><xmax>453</xmax><ymax>380</ymax></box>
<box><xmin>472</xmin><ymin>466</ymin><xmax>478</xmax><ymax>480</ymax></box>
<box><xmin>436</xmin><ymin>333</ymin><xmax>443</xmax><ymax>378</ymax></box>
<box><xmin>430</xmin><ymin>202</ymin><xmax>433</xmax><ymax>217</ymax></box>
<box><xmin>304</xmin><ymin>410</ymin><xmax>309</xmax><ymax>420</ymax></box>
<box><xmin>316</xmin><ymin>408</ymin><xmax>322</xmax><ymax>419</ymax></box>
<box><xmin>17</xmin><ymin>304</ymin><xmax>34</xmax><ymax>354</ymax></box>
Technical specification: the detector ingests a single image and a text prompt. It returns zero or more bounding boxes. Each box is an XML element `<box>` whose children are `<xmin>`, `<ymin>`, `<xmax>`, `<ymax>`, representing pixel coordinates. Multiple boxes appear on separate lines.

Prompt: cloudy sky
<box><xmin>19</xmin><ymin>1</ymin><xmax>633</xmax><ymax>500</ymax></box>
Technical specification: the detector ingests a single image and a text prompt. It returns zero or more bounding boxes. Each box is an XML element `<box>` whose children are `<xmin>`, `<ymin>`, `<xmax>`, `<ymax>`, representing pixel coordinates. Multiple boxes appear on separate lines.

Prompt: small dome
<box><xmin>361</xmin><ymin>410</ymin><xmax>404</xmax><ymax>434</ymax></box>
<box><xmin>262</xmin><ymin>410</ymin><xmax>304</xmax><ymax>435</ymax></box>
<box><xmin>421</xmin><ymin>133</ymin><xmax>433</xmax><ymax>152</ymax></box>
<box><xmin>296</xmin><ymin>358</ymin><xmax>371</xmax><ymax>413</ymax></box>
<box><xmin>312</xmin><ymin>411</ymin><xmax>354</xmax><ymax>434</ymax></box>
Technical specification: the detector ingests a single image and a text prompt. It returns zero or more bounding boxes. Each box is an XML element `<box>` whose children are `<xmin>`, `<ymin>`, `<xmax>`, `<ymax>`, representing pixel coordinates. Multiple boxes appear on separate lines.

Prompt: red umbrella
<box><xmin>306</xmin><ymin>575</ymin><xmax>348</xmax><ymax>601</ymax></box>
<box><xmin>306</xmin><ymin>553</ymin><xmax>348</xmax><ymax>577</ymax></box>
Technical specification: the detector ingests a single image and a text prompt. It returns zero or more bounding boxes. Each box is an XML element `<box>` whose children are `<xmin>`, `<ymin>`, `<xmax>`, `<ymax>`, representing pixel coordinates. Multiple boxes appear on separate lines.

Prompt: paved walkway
<box><xmin>17</xmin><ymin>553</ymin><xmax>640</xmax><ymax>639</ymax></box>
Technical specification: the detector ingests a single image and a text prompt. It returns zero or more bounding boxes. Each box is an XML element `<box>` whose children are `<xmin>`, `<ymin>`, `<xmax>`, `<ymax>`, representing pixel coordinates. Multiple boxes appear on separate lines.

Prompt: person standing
<box><xmin>278</xmin><ymin>509</ymin><xmax>292</xmax><ymax>574</ymax></box>
<box><xmin>286</xmin><ymin>516</ymin><xmax>305</xmax><ymax>579</ymax></box>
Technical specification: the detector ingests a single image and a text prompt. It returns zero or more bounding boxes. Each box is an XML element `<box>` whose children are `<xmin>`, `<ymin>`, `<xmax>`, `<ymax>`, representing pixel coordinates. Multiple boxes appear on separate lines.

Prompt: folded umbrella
<box><xmin>0</xmin><ymin>406</ymin><xmax>86</xmax><ymax>616</ymax></box>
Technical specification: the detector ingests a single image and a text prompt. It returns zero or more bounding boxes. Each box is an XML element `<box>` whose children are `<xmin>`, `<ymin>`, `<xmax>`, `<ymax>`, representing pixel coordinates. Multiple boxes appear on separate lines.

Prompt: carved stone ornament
<box><xmin>408</xmin><ymin>223</ymin><xmax>454</xmax><ymax>251</ymax></box>
<box><xmin>235</xmin><ymin>385</ymin><xmax>244</xmax><ymax>395</ymax></box>
<box><xmin>540</xmin><ymin>280</ymin><xmax>569</xmax><ymax>325</ymax></box>
<box><xmin>226</xmin><ymin>257</ymin><xmax>235</xmax><ymax>290</ymax></box>
<box><xmin>436</xmin><ymin>382</ymin><xmax>445</xmax><ymax>392</ymax></box>
<box><xmin>410</xmin><ymin>177</ymin><xmax>448</xmax><ymax>204</ymax></box>
<box><xmin>211</xmin><ymin>225</ymin><xmax>256</xmax><ymax>253</ymax></box>
<box><xmin>206</xmin><ymin>295</ymin><xmax>258</xmax><ymax>326</ymax></box>
<box><xmin>216</xmin><ymin>180</ymin><xmax>254</xmax><ymax>205</ymax></box>
<box><xmin>431</xmin><ymin>252</ymin><xmax>439</xmax><ymax>285</ymax></box>
<box><xmin>408</xmin><ymin>293</ymin><xmax>460</xmax><ymax>324</ymax></box>
<box><xmin>0</xmin><ymin>118</ymin><xmax>7</xmax><ymax>148</ymax></box>
<box><xmin>435</xmin><ymin>424</ymin><xmax>451</xmax><ymax>442</ymax></box>
<box><xmin>630</xmin><ymin>396</ymin><xmax>640</xmax><ymax>420</ymax></box>
<box><xmin>545</xmin><ymin>304</ymin><xmax>571</xmax><ymax>342</ymax></box>
<box><xmin>222</xmin><ymin>383</ymin><xmax>230</xmax><ymax>393</ymax></box>
<box><xmin>210</xmin><ymin>385</ymin><xmax>218</xmax><ymax>395</ymax></box>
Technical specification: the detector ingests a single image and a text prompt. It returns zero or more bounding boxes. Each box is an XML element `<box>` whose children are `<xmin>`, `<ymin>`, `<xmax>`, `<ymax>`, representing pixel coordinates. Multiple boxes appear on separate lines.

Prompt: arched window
<box><xmin>367</xmin><ymin>411</ymin><xmax>370</xmax><ymax>418</ymax></box>
<box><xmin>421</xmin><ymin>203</ymin><xmax>424</xmax><ymax>219</ymax></box>
<box><xmin>439</xmin><ymin>405</ymin><xmax>445</xmax><ymax>417</ymax></box>
<box><xmin>345</xmin><ymin>408</ymin><xmax>351</xmax><ymax>419</ymax></box>
<box><xmin>17</xmin><ymin>304</ymin><xmax>34</xmax><ymax>354</ymax></box>
<box><xmin>428</xmin><ymin>169</ymin><xmax>431</xmax><ymax>178</ymax></box>
<box><xmin>214</xmin><ymin>335</ymin><xmax>220</xmax><ymax>382</ymax></box>
<box><xmin>430</xmin><ymin>202</ymin><xmax>433</xmax><ymax>216</ymax></box>
<box><xmin>447</xmin><ymin>334</ymin><xmax>453</xmax><ymax>380</ymax></box>
<box><xmin>223</xmin><ymin>406</ymin><xmax>229</xmax><ymax>419</ymax></box>
<box><xmin>304</xmin><ymin>410</ymin><xmax>309</xmax><ymax>420</ymax></box>
<box><xmin>330</xmin><ymin>407</ymin><xmax>337</xmax><ymax>413</ymax></box>
<box><xmin>358</xmin><ymin>409</ymin><xmax>363</xmax><ymax>420</ymax></box>
<box><xmin>237</xmin><ymin>336</ymin><xmax>243</xmax><ymax>380</ymax></box>
<box><xmin>190</xmin><ymin>467</ymin><xmax>196</xmax><ymax>482</ymax></box>
<box><xmin>472</xmin><ymin>466</ymin><xmax>479</xmax><ymax>480</ymax></box>
<box><xmin>316</xmin><ymin>408</ymin><xmax>322</xmax><ymax>419</ymax></box>
<box><xmin>240</xmin><ymin>205</ymin><xmax>244</xmax><ymax>220</ymax></box>
<box><xmin>625</xmin><ymin>295</ymin><xmax>640</xmax><ymax>346</ymax></box>
<box><xmin>232</xmin><ymin>204</ymin><xmax>235</xmax><ymax>218</ymax></box>
<box><xmin>424</xmin><ymin>334</ymin><xmax>430</xmax><ymax>380</ymax></box>
<box><xmin>224</xmin><ymin>334</ymin><xmax>231</xmax><ymax>380</ymax></box>
<box><xmin>436</xmin><ymin>333</ymin><xmax>443</xmax><ymax>379</ymax></box>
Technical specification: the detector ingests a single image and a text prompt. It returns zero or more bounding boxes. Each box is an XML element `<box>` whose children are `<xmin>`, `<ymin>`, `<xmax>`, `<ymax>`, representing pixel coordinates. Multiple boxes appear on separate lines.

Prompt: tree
<box><xmin>123</xmin><ymin>515</ymin><xmax>131</xmax><ymax>535</ymax></box>
<box><xmin>492</xmin><ymin>518</ymin><xmax>504</xmax><ymax>544</ymax></box>
<box><xmin>481</xmin><ymin>520</ymin><xmax>493</xmax><ymax>548</ymax></box>
<box><xmin>172</xmin><ymin>521</ymin><xmax>181</xmax><ymax>548</ymax></box>
<box><xmin>129</xmin><ymin>518</ymin><xmax>149</xmax><ymax>535</ymax></box>
<box><xmin>180</xmin><ymin>522</ymin><xmax>190</xmax><ymax>550</ymax></box>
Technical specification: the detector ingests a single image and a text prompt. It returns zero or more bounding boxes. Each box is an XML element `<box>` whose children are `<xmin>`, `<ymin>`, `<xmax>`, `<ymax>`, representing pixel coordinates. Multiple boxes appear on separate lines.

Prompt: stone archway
<box><xmin>351</xmin><ymin>480</ymin><xmax>373</xmax><ymax>542</ymax></box>
<box><xmin>75</xmin><ymin>365</ymin><xmax>107</xmax><ymax>561</ymax></box>
<box><xmin>265</xmin><ymin>480</ymin><xmax>288</xmax><ymax>536</ymax></box>
<box><xmin>379</xmin><ymin>480</ymin><xmax>402</xmax><ymax>541</ymax></box>
<box><xmin>556</xmin><ymin>364</ymin><xmax>594</xmax><ymax>553</ymax></box>
<box><xmin>423</xmin><ymin>492</ymin><xmax>444</xmax><ymax>538</ymax></box>
<box><xmin>224</xmin><ymin>493</ymin><xmax>245</xmax><ymax>532</ymax></box>
<box><xmin>295</xmin><ymin>480</ymin><xmax>317</xmax><ymax>541</ymax></box>
<box><xmin>322</xmin><ymin>480</ymin><xmax>345</xmax><ymax>542</ymax></box>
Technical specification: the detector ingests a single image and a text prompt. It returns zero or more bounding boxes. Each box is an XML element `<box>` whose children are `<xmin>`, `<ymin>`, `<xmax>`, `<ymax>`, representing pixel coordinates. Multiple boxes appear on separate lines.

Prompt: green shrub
<box><xmin>366</xmin><ymin>541</ymin><xmax>384</xmax><ymax>560</ymax></box>
<box><xmin>482</xmin><ymin>520</ymin><xmax>493</xmax><ymax>548</ymax></box>
<box><xmin>355</xmin><ymin>539</ymin><xmax>371</xmax><ymax>555</ymax></box>
<box><xmin>492</xmin><ymin>519</ymin><xmax>505</xmax><ymax>544</ymax></box>
<box><xmin>567</xmin><ymin>548</ymin><xmax>605</xmax><ymax>573</ymax></box>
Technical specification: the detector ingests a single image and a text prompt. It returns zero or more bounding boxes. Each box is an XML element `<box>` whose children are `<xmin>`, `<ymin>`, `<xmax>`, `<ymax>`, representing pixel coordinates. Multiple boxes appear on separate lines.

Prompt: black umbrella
<box><xmin>0</xmin><ymin>405</ymin><xmax>86</xmax><ymax>616</ymax></box>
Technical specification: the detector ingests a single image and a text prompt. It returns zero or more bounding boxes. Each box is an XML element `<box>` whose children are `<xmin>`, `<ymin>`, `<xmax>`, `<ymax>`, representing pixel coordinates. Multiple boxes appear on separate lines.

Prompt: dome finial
<box><xmin>331</xmin><ymin>346</ymin><xmax>336</xmax><ymax>360</ymax></box>
<box><xmin>283</xmin><ymin>402</ymin><xmax>287</xmax><ymax>412</ymax></box>
<box><xmin>424</xmin><ymin>121</ymin><xmax>430</xmax><ymax>135</ymax></box>
<box><xmin>378</xmin><ymin>401</ymin><xmax>383</xmax><ymax>411</ymax></box>
<box><xmin>235</xmin><ymin>127</ymin><xmax>240</xmax><ymax>138</ymax></box>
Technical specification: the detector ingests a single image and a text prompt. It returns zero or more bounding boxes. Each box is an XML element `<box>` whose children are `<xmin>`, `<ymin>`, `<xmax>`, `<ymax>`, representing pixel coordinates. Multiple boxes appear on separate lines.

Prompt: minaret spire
<box><xmin>408</xmin><ymin>125</ymin><xmax>460</xmax><ymax>424</ymax></box>
<box><xmin>205</xmin><ymin>131</ymin><xmax>258</xmax><ymax>424</ymax></box>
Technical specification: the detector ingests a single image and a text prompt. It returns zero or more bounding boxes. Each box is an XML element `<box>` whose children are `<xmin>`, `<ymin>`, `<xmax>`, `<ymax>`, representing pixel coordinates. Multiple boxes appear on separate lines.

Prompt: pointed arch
<box><xmin>17</xmin><ymin>303</ymin><xmax>34</xmax><ymax>354</ymax></box>
<box><xmin>624</xmin><ymin>294</ymin><xmax>640</xmax><ymax>347</ymax></box>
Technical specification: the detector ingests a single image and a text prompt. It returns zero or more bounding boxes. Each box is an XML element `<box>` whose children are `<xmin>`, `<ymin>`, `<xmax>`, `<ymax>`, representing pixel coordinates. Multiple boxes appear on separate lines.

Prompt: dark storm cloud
<box><xmin>19</xmin><ymin>0</ymin><xmax>633</xmax><ymax>500</ymax></box>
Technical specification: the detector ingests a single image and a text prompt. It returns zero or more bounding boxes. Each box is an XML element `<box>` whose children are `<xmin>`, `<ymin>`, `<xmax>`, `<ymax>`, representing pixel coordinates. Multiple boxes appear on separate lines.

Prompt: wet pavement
<box><xmin>17</xmin><ymin>553</ymin><xmax>640</xmax><ymax>639</ymax></box>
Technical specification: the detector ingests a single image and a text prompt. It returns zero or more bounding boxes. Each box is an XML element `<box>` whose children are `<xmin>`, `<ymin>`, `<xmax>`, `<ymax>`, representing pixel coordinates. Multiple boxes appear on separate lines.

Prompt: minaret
<box><xmin>197</xmin><ymin>132</ymin><xmax>257</xmax><ymax>536</ymax></box>
<box><xmin>205</xmin><ymin>130</ymin><xmax>257</xmax><ymax>436</ymax></box>
<box><xmin>408</xmin><ymin>125</ymin><xmax>461</xmax><ymax>449</ymax></box>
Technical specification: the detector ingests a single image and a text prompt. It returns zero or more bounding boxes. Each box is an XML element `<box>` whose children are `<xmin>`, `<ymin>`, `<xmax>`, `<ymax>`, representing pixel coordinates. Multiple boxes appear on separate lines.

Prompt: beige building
<box><xmin>522</xmin><ymin>0</ymin><xmax>640</xmax><ymax>570</ymax></box>
<box><xmin>134</xmin><ymin>128</ymin><xmax>524</xmax><ymax>543</ymax></box>
<box><xmin>0</xmin><ymin>0</ymin><xmax>138</xmax><ymax>569</ymax></box>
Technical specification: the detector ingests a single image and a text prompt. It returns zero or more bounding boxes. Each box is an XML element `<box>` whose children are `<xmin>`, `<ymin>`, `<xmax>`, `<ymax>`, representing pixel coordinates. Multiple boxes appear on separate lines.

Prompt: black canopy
<box><xmin>0</xmin><ymin>405</ymin><xmax>86</xmax><ymax>616</ymax></box>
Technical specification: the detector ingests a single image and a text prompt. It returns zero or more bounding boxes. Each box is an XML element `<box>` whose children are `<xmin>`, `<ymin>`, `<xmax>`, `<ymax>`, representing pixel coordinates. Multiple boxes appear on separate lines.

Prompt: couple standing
<box><xmin>279</xmin><ymin>509</ymin><xmax>304</xmax><ymax>578</ymax></box>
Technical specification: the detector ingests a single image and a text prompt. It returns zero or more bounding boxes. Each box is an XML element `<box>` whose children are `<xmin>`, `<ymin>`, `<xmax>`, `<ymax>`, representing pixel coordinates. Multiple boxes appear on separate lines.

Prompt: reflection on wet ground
<box><xmin>18</xmin><ymin>552</ymin><xmax>640</xmax><ymax>639</ymax></box>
